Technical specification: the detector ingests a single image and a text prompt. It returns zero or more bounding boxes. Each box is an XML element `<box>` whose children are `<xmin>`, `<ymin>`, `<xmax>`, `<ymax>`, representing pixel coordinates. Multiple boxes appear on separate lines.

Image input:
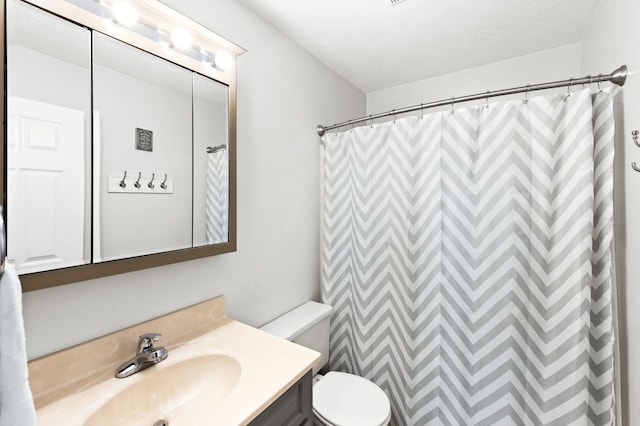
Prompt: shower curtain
<box><xmin>321</xmin><ymin>88</ymin><xmax>615</xmax><ymax>425</ymax></box>
<box><xmin>205</xmin><ymin>149</ymin><xmax>228</xmax><ymax>244</ymax></box>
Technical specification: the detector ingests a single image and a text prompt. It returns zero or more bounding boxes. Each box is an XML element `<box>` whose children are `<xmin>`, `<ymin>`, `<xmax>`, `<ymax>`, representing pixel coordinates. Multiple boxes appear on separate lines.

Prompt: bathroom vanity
<box><xmin>28</xmin><ymin>296</ymin><xmax>319</xmax><ymax>425</ymax></box>
<box><xmin>249</xmin><ymin>371</ymin><xmax>313</xmax><ymax>426</ymax></box>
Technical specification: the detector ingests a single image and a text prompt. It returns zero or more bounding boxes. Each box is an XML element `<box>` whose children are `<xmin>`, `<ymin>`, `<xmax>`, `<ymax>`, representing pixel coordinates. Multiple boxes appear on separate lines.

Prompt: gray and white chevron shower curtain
<box><xmin>205</xmin><ymin>149</ymin><xmax>228</xmax><ymax>244</ymax></box>
<box><xmin>321</xmin><ymin>88</ymin><xmax>616</xmax><ymax>425</ymax></box>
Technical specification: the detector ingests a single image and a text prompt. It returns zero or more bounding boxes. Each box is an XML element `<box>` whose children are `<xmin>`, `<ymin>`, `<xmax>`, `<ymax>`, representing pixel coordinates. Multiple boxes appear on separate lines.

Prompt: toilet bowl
<box><xmin>260</xmin><ymin>301</ymin><xmax>391</xmax><ymax>426</ymax></box>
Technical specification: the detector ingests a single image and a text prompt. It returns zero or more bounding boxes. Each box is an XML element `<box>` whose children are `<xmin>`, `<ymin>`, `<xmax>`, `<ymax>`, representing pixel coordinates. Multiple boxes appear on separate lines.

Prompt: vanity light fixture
<box><xmin>111</xmin><ymin>2</ymin><xmax>137</xmax><ymax>26</ymax></box>
<box><xmin>47</xmin><ymin>0</ymin><xmax>243</xmax><ymax>81</ymax></box>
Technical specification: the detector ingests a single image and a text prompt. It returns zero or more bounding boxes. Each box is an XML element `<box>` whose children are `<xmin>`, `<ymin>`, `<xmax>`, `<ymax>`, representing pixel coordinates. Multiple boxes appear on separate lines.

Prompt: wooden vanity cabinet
<box><xmin>249</xmin><ymin>370</ymin><xmax>313</xmax><ymax>425</ymax></box>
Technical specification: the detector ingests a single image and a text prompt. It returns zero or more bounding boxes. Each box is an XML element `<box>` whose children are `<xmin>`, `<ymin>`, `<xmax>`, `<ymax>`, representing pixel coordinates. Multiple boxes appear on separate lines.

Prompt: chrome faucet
<box><xmin>115</xmin><ymin>333</ymin><xmax>168</xmax><ymax>378</ymax></box>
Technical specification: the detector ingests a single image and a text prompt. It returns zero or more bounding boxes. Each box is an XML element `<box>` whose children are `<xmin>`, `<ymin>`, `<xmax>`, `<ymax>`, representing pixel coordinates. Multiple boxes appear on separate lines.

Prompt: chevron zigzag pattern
<box><xmin>321</xmin><ymin>88</ymin><xmax>615</xmax><ymax>425</ymax></box>
<box><xmin>205</xmin><ymin>150</ymin><xmax>229</xmax><ymax>244</ymax></box>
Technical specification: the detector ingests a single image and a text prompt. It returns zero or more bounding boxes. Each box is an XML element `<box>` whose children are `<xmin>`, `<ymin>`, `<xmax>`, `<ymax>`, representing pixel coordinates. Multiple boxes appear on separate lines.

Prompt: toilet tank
<box><xmin>260</xmin><ymin>301</ymin><xmax>333</xmax><ymax>374</ymax></box>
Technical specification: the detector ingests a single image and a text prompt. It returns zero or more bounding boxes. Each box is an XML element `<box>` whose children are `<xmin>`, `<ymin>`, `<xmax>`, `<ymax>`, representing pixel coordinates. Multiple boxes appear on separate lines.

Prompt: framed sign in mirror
<box><xmin>3</xmin><ymin>0</ymin><xmax>244</xmax><ymax>291</ymax></box>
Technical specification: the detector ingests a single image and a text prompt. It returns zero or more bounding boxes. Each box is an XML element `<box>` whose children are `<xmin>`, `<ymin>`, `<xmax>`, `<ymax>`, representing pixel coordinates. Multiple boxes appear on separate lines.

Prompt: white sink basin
<box><xmin>34</xmin><ymin>321</ymin><xmax>319</xmax><ymax>425</ymax></box>
<box><xmin>84</xmin><ymin>354</ymin><xmax>241</xmax><ymax>426</ymax></box>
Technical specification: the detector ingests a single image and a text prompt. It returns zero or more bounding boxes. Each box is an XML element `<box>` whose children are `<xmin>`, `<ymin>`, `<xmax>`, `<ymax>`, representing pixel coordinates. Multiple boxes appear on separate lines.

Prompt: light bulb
<box><xmin>171</xmin><ymin>29</ymin><xmax>191</xmax><ymax>49</ymax></box>
<box><xmin>112</xmin><ymin>2</ymin><xmax>137</xmax><ymax>26</ymax></box>
<box><xmin>214</xmin><ymin>52</ymin><xmax>232</xmax><ymax>71</ymax></box>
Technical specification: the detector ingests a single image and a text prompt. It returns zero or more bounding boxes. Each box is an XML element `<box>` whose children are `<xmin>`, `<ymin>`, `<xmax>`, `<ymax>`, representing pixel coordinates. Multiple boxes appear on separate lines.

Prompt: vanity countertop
<box><xmin>29</xmin><ymin>297</ymin><xmax>320</xmax><ymax>425</ymax></box>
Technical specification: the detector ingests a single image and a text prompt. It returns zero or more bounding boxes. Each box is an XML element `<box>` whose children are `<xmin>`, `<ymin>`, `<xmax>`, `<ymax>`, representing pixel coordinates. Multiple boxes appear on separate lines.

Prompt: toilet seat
<box><xmin>313</xmin><ymin>372</ymin><xmax>391</xmax><ymax>426</ymax></box>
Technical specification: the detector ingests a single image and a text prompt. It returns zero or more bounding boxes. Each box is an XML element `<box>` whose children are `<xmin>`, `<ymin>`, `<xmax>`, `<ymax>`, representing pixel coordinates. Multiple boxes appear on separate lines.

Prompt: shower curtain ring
<box><xmin>450</xmin><ymin>97</ymin><xmax>455</xmax><ymax>114</ymax></box>
<box><xmin>420</xmin><ymin>103</ymin><xmax>424</xmax><ymax>119</ymax></box>
<box><xmin>484</xmin><ymin>91</ymin><xmax>490</xmax><ymax>110</ymax></box>
<box><xmin>523</xmin><ymin>84</ymin><xmax>530</xmax><ymax>104</ymax></box>
<box><xmin>369</xmin><ymin>115</ymin><xmax>373</xmax><ymax>128</ymax></box>
<box><xmin>567</xmin><ymin>77</ymin><xmax>573</xmax><ymax>97</ymax></box>
<box><xmin>597</xmin><ymin>73</ymin><xmax>604</xmax><ymax>94</ymax></box>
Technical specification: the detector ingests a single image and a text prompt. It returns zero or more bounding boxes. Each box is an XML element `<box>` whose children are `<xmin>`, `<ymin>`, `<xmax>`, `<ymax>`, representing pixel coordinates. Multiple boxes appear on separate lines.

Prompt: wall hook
<box><xmin>633</xmin><ymin>130</ymin><xmax>640</xmax><ymax>147</ymax></box>
<box><xmin>148</xmin><ymin>173</ymin><xmax>155</xmax><ymax>189</ymax></box>
<box><xmin>119</xmin><ymin>171</ymin><xmax>127</xmax><ymax>188</ymax></box>
<box><xmin>134</xmin><ymin>172</ymin><xmax>141</xmax><ymax>188</ymax></box>
<box><xmin>632</xmin><ymin>162</ymin><xmax>640</xmax><ymax>173</ymax></box>
<box><xmin>160</xmin><ymin>174</ymin><xmax>168</xmax><ymax>190</ymax></box>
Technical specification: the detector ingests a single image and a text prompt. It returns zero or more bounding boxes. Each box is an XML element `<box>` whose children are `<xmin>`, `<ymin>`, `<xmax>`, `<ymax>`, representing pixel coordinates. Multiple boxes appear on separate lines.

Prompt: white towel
<box><xmin>0</xmin><ymin>264</ymin><xmax>36</xmax><ymax>426</ymax></box>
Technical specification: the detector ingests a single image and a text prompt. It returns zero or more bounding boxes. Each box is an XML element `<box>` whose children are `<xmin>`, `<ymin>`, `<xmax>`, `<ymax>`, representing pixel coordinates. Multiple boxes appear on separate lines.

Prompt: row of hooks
<box><xmin>118</xmin><ymin>171</ymin><xmax>169</xmax><ymax>190</ymax></box>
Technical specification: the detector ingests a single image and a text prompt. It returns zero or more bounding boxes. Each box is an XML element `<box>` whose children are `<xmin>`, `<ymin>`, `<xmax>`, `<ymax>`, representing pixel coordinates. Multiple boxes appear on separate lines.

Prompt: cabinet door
<box><xmin>249</xmin><ymin>370</ymin><xmax>312</xmax><ymax>426</ymax></box>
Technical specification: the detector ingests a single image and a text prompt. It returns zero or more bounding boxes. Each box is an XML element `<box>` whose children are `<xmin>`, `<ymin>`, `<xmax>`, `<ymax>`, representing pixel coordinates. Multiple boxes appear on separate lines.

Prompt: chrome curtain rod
<box><xmin>316</xmin><ymin>65</ymin><xmax>628</xmax><ymax>137</ymax></box>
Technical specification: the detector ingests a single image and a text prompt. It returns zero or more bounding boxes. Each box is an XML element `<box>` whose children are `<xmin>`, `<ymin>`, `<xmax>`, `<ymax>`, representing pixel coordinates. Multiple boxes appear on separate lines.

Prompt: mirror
<box><xmin>3</xmin><ymin>0</ymin><xmax>241</xmax><ymax>289</ymax></box>
<box><xmin>6</xmin><ymin>0</ymin><xmax>92</xmax><ymax>274</ymax></box>
<box><xmin>193</xmin><ymin>74</ymin><xmax>230</xmax><ymax>247</ymax></box>
<box><xmin>93</xmin><ymin>33</ymin><xmax>194</xmax><ymax>261</ymax></box>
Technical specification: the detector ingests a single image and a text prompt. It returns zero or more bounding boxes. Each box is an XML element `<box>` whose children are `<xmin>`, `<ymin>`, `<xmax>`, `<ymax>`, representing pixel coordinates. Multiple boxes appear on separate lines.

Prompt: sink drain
<box><xmin>152</xmin><ymin>420</ymin><xmax>168</xmax><ymax>426</ymax></box>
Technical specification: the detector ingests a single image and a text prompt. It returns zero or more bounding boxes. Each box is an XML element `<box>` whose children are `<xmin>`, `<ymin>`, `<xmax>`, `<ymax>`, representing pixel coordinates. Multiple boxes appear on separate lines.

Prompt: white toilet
<box><xmin>260</xmin><ymin>301</ymin><xmax>391</xmax><ymax>426</ymax></box>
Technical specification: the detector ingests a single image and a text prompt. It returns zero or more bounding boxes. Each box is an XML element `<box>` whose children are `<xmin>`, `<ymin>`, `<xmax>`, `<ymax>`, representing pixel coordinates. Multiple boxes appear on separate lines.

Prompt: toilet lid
<box><xmin>313</xmin><ymin>372</ymin><xmax>391</xmax><ymax>426</ymax></box>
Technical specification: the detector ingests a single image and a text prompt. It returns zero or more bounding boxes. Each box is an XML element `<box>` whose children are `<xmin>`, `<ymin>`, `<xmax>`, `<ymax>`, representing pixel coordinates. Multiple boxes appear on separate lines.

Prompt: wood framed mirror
<box><xmin>2</xmin><ymin>0</ymin><xmax>244</xmax><ymax>291</ymax></box>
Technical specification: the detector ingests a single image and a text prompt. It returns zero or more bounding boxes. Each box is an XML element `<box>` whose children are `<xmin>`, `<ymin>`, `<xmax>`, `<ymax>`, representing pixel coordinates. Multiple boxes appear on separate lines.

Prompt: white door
<box><xmin>7</xmin><ymin>97</ymin><xmax>86</xmax><ymax>274</ymax></box>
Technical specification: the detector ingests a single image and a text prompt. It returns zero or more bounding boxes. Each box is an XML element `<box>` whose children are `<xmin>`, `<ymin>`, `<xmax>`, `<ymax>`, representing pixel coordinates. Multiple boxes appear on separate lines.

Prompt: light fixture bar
<box><xmin>24</xmin><ymin>0</ymin><xmax>245</xmax><ymax>82</ymax></box>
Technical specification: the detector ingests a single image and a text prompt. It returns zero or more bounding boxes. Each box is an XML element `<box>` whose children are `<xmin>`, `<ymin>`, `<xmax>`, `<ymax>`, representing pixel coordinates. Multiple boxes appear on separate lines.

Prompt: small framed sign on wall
<box><xmin>135</xmin><ymin>128</ymin><xmax>153</xmax><ymax>152</ymax></box>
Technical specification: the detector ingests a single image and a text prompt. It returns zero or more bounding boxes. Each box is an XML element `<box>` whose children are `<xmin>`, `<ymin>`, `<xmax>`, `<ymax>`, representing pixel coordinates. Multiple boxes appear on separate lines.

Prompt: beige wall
<box><xmin>581</xmin><ymin>1</ymin><xmax>640</xmax><ymax>424</ymax></box>
<box><xmin>22</xmin><ymin>0</ymin><xmax>365</xmax><ymax>359</ymax></box>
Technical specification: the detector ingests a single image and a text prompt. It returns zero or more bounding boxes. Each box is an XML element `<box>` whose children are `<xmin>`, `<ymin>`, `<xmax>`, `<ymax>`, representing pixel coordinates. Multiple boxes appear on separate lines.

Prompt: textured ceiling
<box><xmin>238</xmin><ymin>0</ymin><xmax>600</xmax><ymax>92</ymax></box>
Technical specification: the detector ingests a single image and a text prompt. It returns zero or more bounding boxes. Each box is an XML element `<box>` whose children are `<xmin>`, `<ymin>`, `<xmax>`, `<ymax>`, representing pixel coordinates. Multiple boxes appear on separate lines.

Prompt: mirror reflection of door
<box><xmin>7</xmin><ymin>98</ymin><xmax>86</xmax><ymax>273</ymax></box>
<box><xmin>6</xmin><ymin>0</ymin><xmax>92</xmax><ymax>274</ymax></box>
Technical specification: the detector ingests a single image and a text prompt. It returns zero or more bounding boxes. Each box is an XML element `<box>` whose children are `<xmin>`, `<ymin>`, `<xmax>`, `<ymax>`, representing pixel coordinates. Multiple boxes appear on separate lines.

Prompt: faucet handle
<box><xmin>137</xmin><ymin>333</ymin><xmax>161</xmax><ymax>353</ymax></box>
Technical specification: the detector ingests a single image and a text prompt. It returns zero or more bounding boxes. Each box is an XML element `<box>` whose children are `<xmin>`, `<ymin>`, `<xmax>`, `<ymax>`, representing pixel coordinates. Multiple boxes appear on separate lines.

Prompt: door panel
<box><xmin>7</xmin><ymin>97</ymin><xmax>86</xmax><ymax>274</ymax></box>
